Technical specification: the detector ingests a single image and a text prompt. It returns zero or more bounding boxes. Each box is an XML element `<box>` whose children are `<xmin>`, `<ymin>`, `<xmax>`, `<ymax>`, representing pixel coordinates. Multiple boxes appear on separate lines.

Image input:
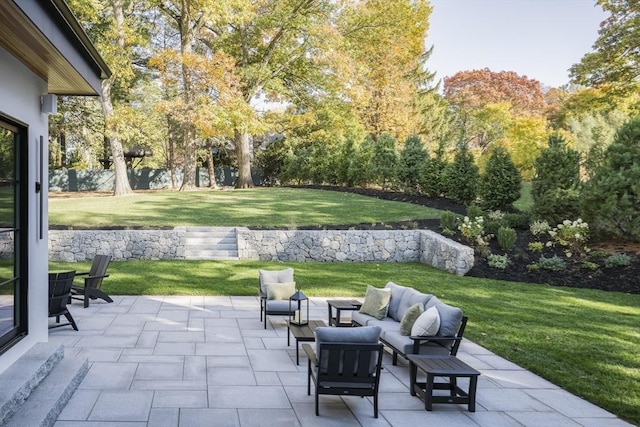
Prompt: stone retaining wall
<box><xmin>48</xmin><ymin>228</ymin><xmax>186</xmax><ymax>262</ymax></box>
<box><xmin>44</xmin><ymin>227</ymin><xmax>474</xmax><ymax>275</ymax></box>
<box><xmin>237</xmin><ymin>228</ymin><xmax>473</xmax><ymax>275</ymax></box>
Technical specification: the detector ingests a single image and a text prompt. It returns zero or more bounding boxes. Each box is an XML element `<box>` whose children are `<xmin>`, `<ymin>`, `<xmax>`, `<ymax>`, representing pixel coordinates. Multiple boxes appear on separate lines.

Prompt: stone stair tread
<box><xmin>0</xmin><ymin>342</ymin><xmax>63</xmax><ymax>425</ymax></box>
<box><xmin>3</xmin><ymin>356</ymin><xmax>88</xmax><ymax>427</ymax></box>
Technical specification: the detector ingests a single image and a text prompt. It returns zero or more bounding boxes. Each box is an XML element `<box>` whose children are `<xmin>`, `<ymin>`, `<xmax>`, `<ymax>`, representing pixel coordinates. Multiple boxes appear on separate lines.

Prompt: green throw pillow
<box><xmin>399</xmin><ymin>302</ymin><xmax>424</xmax><ymax>336</ymax></box>
<box><xmin>265</xmin><ymin>282</ymin><xmax>296</xmax><ymax>300</ymax></box>
<box><xmin>358</xmin><ymin>285</ymin><xmax>391</xmax><ymax>320</ymax></box>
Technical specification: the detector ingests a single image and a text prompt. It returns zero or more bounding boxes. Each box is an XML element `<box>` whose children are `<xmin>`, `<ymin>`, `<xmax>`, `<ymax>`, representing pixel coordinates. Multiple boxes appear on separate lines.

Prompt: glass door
<box><xmin>0</xmin><ymin>117</ymin><xmax>27</xmax><ymax>352</ymax></box>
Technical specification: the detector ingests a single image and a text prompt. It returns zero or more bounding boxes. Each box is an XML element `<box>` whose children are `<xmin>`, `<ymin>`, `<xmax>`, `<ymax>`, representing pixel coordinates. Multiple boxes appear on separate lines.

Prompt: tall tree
<box><xmin>570</xmin><ymin>0</ymin><xmax>640</xmax><ymax>96</ymax></box>
<box><xmin>67</xmin><ymin>0</ymin><xmax>149</xmax><ymax>195</ymax></box>
<box><xmin>204</xmin><ymin>0</ymin><xmax>338</xmax><ymax>188</ymax></box>
<box><xmin>338</xmin><ymin>0</ymin><xmax>432</xmax><ymax>141</ymax></box>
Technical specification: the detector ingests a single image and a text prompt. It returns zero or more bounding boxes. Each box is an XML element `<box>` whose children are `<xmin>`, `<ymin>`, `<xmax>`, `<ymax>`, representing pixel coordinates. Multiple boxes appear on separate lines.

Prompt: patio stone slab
<box><xmin>134</xmin><ymin>362</ymin><xmax>183</xmax><ymax>380</ymax></box>
<box><xmin>179</xmin><ymin>408</ymin><xmax>239</xmax><ymax>427</ymax></box>
<box><xmin>208</xmin><ymin>386</ymin><xmax>290</xmax><ymax>409</ymax></box>
<box><xmin>248</xmin><ymin>349</ymin><xmax>298</xmax><ymax>372</ymax></box>
<box><xmin>237</xmin><ymin>408</ymin><xmax>300</xmax><ymax>427</ymax></box>
<box><xmin>506</xmin><ymin>410</ymin><xmax>582</xmax><ymax>426</ymax></box>
<box><xmin>56</xmin><ymin>389</ymin><xmax>100</xmax><ymax>420</ymax></box>
<box><xmin>152</xmin><ymin>390</ymin><xmax>208</xmax><ymax>408</ymax></box>
<box><xmin>130</xmin><ymin>380</ymin><xmax>207</xmax><ymax>391</ymax></box>
<box><xmin>382</xmin><ymin>409</ymin><xmax>480</xmax><ymax>426</ymax></box>
<box><xmin>525</xmin><ymin>388</ymin><xmax>621</xmax><ymax>418</ymax></box>
<box><xmin>147</xmin><ymin>408</ymin><xmax>179</xmax><ymax>427</ymax></box>
<box><xmin>79</xmin><ymin>362</ymin><xmax>137</xmax><ymax>389</ymax></box>
<box><xmin>88</xmin><ymin>390</ymin><xmax>153</xmax><ymax>421</ymax></box>
<box><xmin>208</xmin><ymin>367</ymin><xmax>257</xmax><ymax>386</ymax></box>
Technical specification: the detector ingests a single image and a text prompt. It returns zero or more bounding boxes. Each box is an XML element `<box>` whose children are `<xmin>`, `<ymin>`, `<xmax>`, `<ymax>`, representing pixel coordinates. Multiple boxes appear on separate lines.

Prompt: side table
<box><xmin>407</xmin><ymin>354</ymin><xmax>480</xmax><ymax>412</ymax></box>
<box><xmin>327</xmin><ymin>299</ymin><xmax>362</xmax><ymax>327</ymax></box>
<box><xmin>287</xmin><ymin>319</ymin><xmax>326</xmax><ymax>365</ymax></box>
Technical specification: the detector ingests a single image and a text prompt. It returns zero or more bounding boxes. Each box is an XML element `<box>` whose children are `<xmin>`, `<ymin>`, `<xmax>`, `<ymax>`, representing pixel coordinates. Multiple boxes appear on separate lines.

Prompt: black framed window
<box><xmin>0</xmin><ymin>117</ymin><xmax>28</xmax><ymax>352</ymax></box>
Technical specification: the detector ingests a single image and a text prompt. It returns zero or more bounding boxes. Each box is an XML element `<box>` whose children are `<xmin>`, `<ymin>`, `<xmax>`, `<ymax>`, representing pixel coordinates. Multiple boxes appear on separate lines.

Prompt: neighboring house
<box><xmin>0</xmin><ymin>0</ymin><xmax>109</xmax><ymax>373</ymax></box>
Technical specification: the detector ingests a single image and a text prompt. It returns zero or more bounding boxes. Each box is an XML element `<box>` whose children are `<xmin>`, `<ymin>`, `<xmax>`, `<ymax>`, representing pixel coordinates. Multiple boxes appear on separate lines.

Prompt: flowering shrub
<box><xmin>548</xmin><ymin>218</ymin><xmax>589</xmax><ymax>257</ymax></box>
<box><xmin>530</xmin><ymin>220</ymin><xmax>550</xmax><ymax>236</ymax></box>
<box><xmin>487</xmin><ymin>210</ymin><xmax>505</xmax><ymax>220</ymax></box>
<box><xmin>487</xmin><ymin>254</ymin><xmax>509</xmax><ymax>270</ymax></box>
<box><xmin>459</xmin><ymin>216</ymin><xmax>484</xmax><ymax>242</ymax></box>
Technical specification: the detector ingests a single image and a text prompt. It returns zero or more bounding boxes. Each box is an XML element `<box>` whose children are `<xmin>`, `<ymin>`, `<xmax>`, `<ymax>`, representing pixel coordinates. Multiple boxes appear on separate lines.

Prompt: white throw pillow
<box><xmin>411</xmin><ymin>306</ymin><xmax>441</xmax><ymax>336</ymax></box>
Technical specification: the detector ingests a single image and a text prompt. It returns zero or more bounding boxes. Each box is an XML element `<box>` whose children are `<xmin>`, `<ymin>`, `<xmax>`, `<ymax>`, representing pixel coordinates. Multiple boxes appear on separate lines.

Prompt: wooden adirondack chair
<box><xmin>70</xmin><ymin>254</ymin><xmax>113</xmax><ymax>308</ymax></box>
<box><xmin>49</xmin><ymin>271</ymin><xmax>78</xmax><ymax>331</ymax></box>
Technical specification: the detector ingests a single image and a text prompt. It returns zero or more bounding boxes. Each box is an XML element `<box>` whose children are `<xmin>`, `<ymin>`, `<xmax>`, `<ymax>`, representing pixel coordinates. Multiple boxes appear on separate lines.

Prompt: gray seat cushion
<box><xmin>352</xmin><ymin>310</ymin><xmax>376</xmax><ymax>326</ymax></box>
<box><xmin>384</xmin><ymin>281</ymin><xmax>407</xmax><ymax>321</ymax></box>
<box><xmin>363</xmin><ymin>317</ymin><xmax>401</xmax><ymax>340</ymax></box>
<box><xmin>383</xmin><ymin>331</ymin><xmax>451</xmax><ymax>356</ymax></box>
<box><xmin>315</xmin><ymin>326</ymin><xmax>381</xmax><ymax>373</ymax></box>
<box><xmin>425</xmin><ymin>296</ymin><xmax>463</xmax><ymax>337</ymax></box>
<box><xmin>265</xmin><ymin>299</ymin><xmax>295</xmax><ymax>313</ymax></box>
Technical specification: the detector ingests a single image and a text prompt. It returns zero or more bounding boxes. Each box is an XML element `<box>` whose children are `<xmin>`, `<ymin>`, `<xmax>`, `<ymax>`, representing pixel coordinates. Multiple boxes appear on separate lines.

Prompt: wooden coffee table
<box><xmin>327</xmin><ymin>299</ymin><xmax>362</xmax><ymax>327</ymax></box>
<box><xmin>407</xmin><ymin>354</ymin><xmax>480</xmax><ymax>412</ymax></box>
<box><xmin>287</xmin><ymin>319</ymin><xmax>326</xmax><ymax>365</ymax></box>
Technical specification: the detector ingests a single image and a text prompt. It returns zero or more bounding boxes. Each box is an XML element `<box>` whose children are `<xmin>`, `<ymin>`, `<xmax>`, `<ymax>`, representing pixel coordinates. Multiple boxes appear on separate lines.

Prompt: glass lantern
<box><xmin>289</xmin><ymin>289</ymin><xmax>309</xmax><ymax>326</ymax></box>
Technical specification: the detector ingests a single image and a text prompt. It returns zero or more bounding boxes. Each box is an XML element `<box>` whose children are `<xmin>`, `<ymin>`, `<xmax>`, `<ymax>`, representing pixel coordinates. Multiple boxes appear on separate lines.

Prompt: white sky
<box><xmin>426</xmin><ymin>0</ymin><xmax>608</xmax><ymax>88</ymax></box>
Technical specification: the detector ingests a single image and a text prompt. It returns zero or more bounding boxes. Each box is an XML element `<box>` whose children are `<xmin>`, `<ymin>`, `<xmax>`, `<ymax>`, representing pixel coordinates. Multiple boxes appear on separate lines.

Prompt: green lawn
<box><xmin>514</xmin><ymin>181</ymin><xmax>532</xmax><ymax>212</ymax></box>
<box><xmin>47</xmin><ymin>259</ymin><xmax>640</xmax><ymax>425</ymax></box>
<box><xmin>48</xmin><ymin>187</ymin><xmax>443</xmax><ymax>228</ymax></box>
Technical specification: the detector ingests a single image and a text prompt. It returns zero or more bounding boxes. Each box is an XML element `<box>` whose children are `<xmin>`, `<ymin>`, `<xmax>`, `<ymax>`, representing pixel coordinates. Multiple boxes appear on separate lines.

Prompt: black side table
<box><xmin>327</xmin><ymin>299</ymin><xmax>362</xmax><ymax>327</ymax></box>
<box><xmin>407</xmin><ymin>354</ymin><xmax>480</xmax><ymax>412</ymax></box>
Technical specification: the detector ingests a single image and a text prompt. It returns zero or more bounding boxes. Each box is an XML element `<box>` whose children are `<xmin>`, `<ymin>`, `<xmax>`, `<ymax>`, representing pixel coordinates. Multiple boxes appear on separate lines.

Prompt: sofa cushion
<box><xmin>399</xmin><ymin>303</ymin><xmax>424</xmax><ymax>336</ymax></box>
<box><xmin>259</xmin><ymin>268</ymin><xmax>294</xmax><ymax>294</ymax></box>
<box><xmin>411</xmin><ymin>306</ymin><xmax>440</xmax><ymax>336</ymax></box>
<box><xmin>265</xmin><ymin>282</ymin><xmax>295</xmax><ymax>300</ymax></box>
<box><xmin>315</xmin><ymin>326</ymin><xmax>381</xmax><ymax>373</ymax></box>
<box><xmin>358</xmin><ymin>285</ymin><xmax>391</xmax><ymax>320</ymax></box>
<box><xmin>384</xmin><ymin>281</ymin><xmax>407</xmax><ymax>321</ymax></box>
<box><xmin>396</xmin><ymin>288</ymin><xmax>432</xmax><ymax>321</ymax></box>
<box><xmin>383</xmin><ymin>331</ymin><xmax>451</xmax><ymax>357</ymax></box>
<box><xmin>352</xmin><ymin>310</ymin><xmax>375</xmax><ymax>326</ymax></box>
<box><xmin>364</xmin><ymin>317</ymin><xmax>401</xmax><ymax>340</ymax></box>
<box><xmin>426</xmin><ymin>296</ymin><xmax>463</xmax><ymax>337</ymax></box>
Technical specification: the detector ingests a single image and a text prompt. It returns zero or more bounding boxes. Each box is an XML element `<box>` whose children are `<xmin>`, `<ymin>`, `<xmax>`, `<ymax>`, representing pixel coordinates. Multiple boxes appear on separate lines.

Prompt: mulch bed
<box><xmin>291</xmin><ymin>185</ymin><xmax>640</xmax><ymax>294</ymax></box>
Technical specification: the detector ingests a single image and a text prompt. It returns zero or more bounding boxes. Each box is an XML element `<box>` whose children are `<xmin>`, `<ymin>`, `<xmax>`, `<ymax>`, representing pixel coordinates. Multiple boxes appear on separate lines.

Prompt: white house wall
<box><xmin>0</xmin><ymin>46</ymin><xmax>50</xmax><ymax>375</ymax></box>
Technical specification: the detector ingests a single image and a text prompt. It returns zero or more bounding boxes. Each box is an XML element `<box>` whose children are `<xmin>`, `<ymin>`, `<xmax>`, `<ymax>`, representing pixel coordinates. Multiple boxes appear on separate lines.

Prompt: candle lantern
<box><xmin>289</xmin><ymin>289</ymin><xmax>309</xmax><ymax>326</ymax></box>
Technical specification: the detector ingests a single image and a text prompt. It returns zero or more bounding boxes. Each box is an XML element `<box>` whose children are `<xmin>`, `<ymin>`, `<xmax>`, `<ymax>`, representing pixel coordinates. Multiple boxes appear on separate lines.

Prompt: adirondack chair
<box><xmin>49</xmin><ymin>271</ymin><xmax>78</xmax><ymax>331</ymax></box>
<box><xmin>71</xmin><ymin>254</ymin><xmax>113</xmax><ymax>308</ymax></box>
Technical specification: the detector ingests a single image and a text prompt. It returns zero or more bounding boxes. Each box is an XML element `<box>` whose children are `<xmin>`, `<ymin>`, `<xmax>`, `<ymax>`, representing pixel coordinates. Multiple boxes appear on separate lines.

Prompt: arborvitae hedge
<box><xmin>479</xmin><ymin>146</ymin><xmax>522</xmax><ymax>211</ymax></box>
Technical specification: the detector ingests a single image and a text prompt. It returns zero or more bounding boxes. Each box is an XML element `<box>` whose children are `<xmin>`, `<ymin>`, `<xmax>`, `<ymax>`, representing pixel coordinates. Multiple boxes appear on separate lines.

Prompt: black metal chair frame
<box><xmin>303</xmin><ymin>342</ymin><xmax>384</xmax><ymax>418</ymax></box>
<box><xmin>259</xmin><ymin>290</ymin><xmax>296</xmax><ymax>329</ymax></box>
<box><xmin>49</xmin><ymin>271</ymin><xmax>78</xmax><ymax>331</ymax></box>
<box><xmin>71</xmin><ymin>254</ymin><xmax>113</xmax><ymax>308</ymax></box>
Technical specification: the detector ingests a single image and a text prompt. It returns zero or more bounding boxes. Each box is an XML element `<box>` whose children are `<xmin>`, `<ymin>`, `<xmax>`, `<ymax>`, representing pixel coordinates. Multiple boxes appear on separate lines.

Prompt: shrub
<box><xmin>371</xmin><ymin>133</ymin><xmax>399</xmax><ymax>190</ymax></box>
<box><xmin>487</xmin><ymin>254</ymin><xmax>509</xmax><ymax>270</ymax></box>
<box><xmin>484</xmin><ymin>219</ymin><xmax>503</xmax><ymax>236</ymax></box>
<box><xmin>479</xmin><ymin>147</ymin><xmax>522</xmax><ymax>211</ymax></box>
<box><xmin>443</xmin><ymin>143</ymin><xmax>479</xmax><ymax>205</ymax></box>
<box><xmin>548</xmin><ymin>218</ymin><xmax>589</xmax><ymax>257</ymax></box>
<box><xmin>528</xmin><ymin>241</ymin><xmax>544</xmax><ymax>252</ymax></box>
<box><xmin>503</xmin><ymin>212</ymin><xmax>531</xmax><ymax>230</ymax></box>
<box><xmin>458</xmin><ymin>216</ymin><xmax>484</xmax><ymax>242</ymax></box>
<box><xmin>604</xmin><ymin>253</ymin><xmax>631</xmax><ymax>268</ymax></box>
<box><xmin>582</xmin><ymin>261</ymin><xmax>599</xmax><ymax>270</ymax></box>
<box><xmin>537</xmin><ymin>255</ymin><xmax>566</xmax><ymax>271</ymax></box>
<box><xmin>530</xmin><ymin>220</ymin><xmax>551</xmax><ymax>236</ymax></box>
<box><xmin>582</xmin><ymin>117</ymin><xmax>640</xmax><ymax>241</ymax></box>
<box><xmin>397</xmin><ymin>135</ymin><xmax>429</xmax><ymax>194</ymax></box>
<box><xmin>421</xmin><ymin>139</ymin><xmax>448</xmax><ymax>198</ymax></box>
<box><xmin>466</xmin><ymin>205</ymin><xmax>485</xmax><ymax>220</ymax></box>
<box><xmin>440</xmin><ymin>211</ymin><xmax>459</xmax><ymax>232</ymax></box>
<box><xmin>531</xmin><ymin>134</ymin><xmax>581</xmax><ymax>224</ymax></box>
<box><xmin>497</xmin><ymin>227</ymin><xmax>517</xmax><ymax>252</ymax></box>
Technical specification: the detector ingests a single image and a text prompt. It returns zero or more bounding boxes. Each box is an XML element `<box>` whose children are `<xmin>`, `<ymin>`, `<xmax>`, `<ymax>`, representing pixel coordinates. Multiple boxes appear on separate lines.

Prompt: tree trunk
<box><xmin>180</xmin><ymin>126</ymin><xmax>197</xmax><ymax>190</ymax></box>
<box><xmin>205</xmin><ymin>143</ymin><xmax>219</xmax><ymax>189</ymax></box>
<box><xmin>100</xmin><ymin>79</ymin><xmax>133</xmax><ymax>196</ymax></box>
<box><xmin>234</xmin><ymin>130</ymin><xmax>254</xmax><ymax>188</ymax></box>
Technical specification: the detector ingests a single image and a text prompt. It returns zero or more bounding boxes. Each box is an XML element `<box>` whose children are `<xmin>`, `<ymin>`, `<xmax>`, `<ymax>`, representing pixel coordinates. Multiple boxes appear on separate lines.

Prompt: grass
<box><xmin>514</xmin><ymin>181</ymin><xmax>532</xmax><ymax>212</ymax></box>
<box><xmin>47</xmin><ymin>259</ymin><xmax>640</xmax><ymax>425</ymax></box>
<box><xmin>48</xmin><ymin>187</ymin><xmax>443</xmax><ymax>228</ymax></box>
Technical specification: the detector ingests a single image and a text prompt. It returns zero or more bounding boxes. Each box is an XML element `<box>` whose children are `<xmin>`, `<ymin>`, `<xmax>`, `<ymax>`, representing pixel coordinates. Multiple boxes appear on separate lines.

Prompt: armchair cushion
<box><xmin>399</xmin><ymin>302</ymin><xmax>424</xmax><ymax>336</ymax></box>
<box><xmin>358</xmin><ymin>285</ymin><xmax>391</xmax><ymax>320</ymax></box>
<box><xmin>411</xmin><ymin>306</ymin><xmax>441</xmax><ymax>337</ymax></box>
<box><xmin>265</xmin><ymin>281</ymin><xmax>296</xmax><ymax>300</ymax></box>
<box><xmin>315</xmin><ymin>325</ymin><xmax>381</xmax><ymax>372</ymax></box>
<box><xmin>426</xmin><ymin>296</ymin><xmax>463</xmax><ymax>337</ymax></box>
<box><xmin>259</xmin><ymin>268</ymin><xmax>294</xmax><ymax>294</ymax></box>
<box><xmin>396</xmin><ymin>288</ymin><xmax>432</xmax><ymax>321</ymax></box>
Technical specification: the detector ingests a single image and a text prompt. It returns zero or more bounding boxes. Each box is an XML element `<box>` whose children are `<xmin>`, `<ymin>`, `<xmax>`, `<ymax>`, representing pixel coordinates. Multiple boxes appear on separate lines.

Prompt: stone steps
<box><xmin>0</xmin><ymin>342</ymin><xmax>88</xmax><ymax>427</ymax></box>
<box><xmin>185</xmin><ymin>227</ymin><xmax>239</xmax><ymax>260</ymax></box>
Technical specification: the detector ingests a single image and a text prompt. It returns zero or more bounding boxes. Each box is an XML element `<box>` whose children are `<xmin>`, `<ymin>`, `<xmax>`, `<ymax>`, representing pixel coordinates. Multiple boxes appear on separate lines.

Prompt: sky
<box><xmin>426</xmin><ymin>0</ymin><xmax>609</xmax><ymax>88</ymax></box>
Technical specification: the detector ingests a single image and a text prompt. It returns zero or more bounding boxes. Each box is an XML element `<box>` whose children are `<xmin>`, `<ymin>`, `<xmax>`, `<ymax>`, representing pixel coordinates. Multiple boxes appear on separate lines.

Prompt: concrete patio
<box><xmin>47</xmin><ymin>296</ymin><xmax>631</xmax><ymax>427</ymax></box>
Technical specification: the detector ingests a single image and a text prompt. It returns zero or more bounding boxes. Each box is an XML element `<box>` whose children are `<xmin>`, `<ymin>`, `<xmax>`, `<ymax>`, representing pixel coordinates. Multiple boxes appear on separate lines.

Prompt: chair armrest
<box><xmin>85</xmin><ymin>274</ymin><xmax>109</xmax><ymax>280</ymax></box>
<box><xmin>75</xmin><ymin>271</ymin><xmax>90</xmax><ymax>276</ymax></box>
<box><xmin>409</xmin><ymin>335</ymin><xmax>462</xmax><ymax>353</ymax></box>
<box><xmin>302</xmin><ymin>343</ymin><xmax>318</xmax><ymax>366</ymax></box>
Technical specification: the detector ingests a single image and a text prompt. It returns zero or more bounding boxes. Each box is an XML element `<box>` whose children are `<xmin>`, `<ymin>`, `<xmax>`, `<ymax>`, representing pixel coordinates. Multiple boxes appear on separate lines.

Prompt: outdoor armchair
<box><xmin>70</xmin><ymin>254</ymin><xmax>113</xmax><ymax>308</ymax></box>
<box><xmin>49</xmin><ymin>271</ymin><xmax>78</xmax><ymax>331</ymax></box>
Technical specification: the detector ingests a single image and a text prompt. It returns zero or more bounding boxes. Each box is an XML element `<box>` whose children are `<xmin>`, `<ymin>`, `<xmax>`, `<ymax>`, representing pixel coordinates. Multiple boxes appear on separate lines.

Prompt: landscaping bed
<box><xmin>295</xmin><ymin>185</ymin><xmax>640</xmax><ymax>294</ymax></box>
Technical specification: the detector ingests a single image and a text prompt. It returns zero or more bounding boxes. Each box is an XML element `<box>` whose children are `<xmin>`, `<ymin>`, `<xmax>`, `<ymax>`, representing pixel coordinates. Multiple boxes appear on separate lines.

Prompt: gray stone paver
<box><xmin>49</xmin><ymin>295</ymin><xmax>633</xmax><ymax>427</ymax></box>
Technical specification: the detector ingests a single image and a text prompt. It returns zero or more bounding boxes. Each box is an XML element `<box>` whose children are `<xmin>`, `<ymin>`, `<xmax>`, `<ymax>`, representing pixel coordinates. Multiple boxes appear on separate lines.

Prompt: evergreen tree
<box><xmin>443</xmin><ymin>143</ymin><xmax>479</xmax><ymax>205</ymax></box>
<box><xmin>479</xmin><ymin>146</ymin><xmax>522</xmax><ymax>211</ymax></box>
<box><xmin>398</xmin><ymin>135</ymin><xmax>429</xmax><ymax>194</ymax></box>
<box><xmin>371</xmin><ymin>134</ymin><xmax>399</xmax><ymax>190</ymax></box>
